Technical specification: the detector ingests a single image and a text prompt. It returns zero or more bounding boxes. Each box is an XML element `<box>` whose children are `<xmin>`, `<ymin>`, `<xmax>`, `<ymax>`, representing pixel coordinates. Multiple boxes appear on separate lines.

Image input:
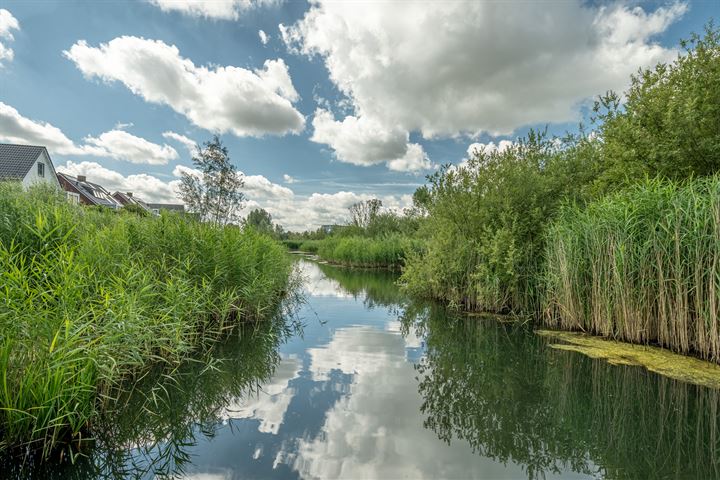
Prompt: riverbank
<box><xmin>0</xmin><ymin>184</ymin><xmax>294</xmax><ymax>459</ymax></box>
<box><xmin>293</xmin><ymin>234</ymin><xmax>419</xmax><ymax>269</ymax></box>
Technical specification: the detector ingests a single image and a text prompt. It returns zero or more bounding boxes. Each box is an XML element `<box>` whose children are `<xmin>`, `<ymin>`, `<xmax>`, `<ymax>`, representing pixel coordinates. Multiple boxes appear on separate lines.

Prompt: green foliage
<box><xmin>402</xmin><ymin>130</ymin><xmax>594</xmax><ymax>313</ymax></box>
<box><xmin>402</xmin><ymin>23</ymin><xmax>720</xmax><ymax>345</ymax></box>
<box><xmin>244</xmin><ymin>208</ymin><xmax>281</xmax><ymax>238</ymax></box>
<box><xmin>314</xmin><ymin>234</ymin><xmax>422</xmax><ymax>269</ymax></box>
<box><xmin>178</xmin><ymin>135</ymin><xmax>245</xmax><ymax>226</ymax></box>
<box><xmin>120</xmin><ymin>203</ymin><xmax>150</xmax><ymax>217</ymax></box>
<box><xmin>0</xmin><ymin>184</ymin><xmax>292</xmax><ymax>457</ymax></box>
<box><xmin>593</xmin><ymin>24</ymin><xmax>720</xmax><ymax>190</ymax></box>
<box><xmin>544</xmin><ymin>177</ymin><xmax>720</xmax><ymax>363</ymax></box>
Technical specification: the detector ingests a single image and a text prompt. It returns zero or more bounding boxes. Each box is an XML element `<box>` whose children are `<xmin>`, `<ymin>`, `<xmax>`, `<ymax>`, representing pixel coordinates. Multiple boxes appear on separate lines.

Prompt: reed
<box><xmin>544</xmin><ymin>177</ymin><xmax>720</xmax><ymax>363</ymax></box>
<box><xmin>0</xmin><ymin>183</ymin><xmax>293</xmax><ymax>457</ymax></box>
<box><xmin>305</xmin><ymin>234</ymin><xmax>419</xmax><ymax>268</ymax></box>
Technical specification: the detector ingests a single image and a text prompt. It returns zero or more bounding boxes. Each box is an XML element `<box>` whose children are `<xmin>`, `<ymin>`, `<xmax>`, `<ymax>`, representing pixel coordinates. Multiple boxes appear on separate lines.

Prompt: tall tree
<box><xmin>349</xmin><ymin>199</ymin><xmax>382</xmax><ymax>230</ymax></box>
<box><xmin>245</xmin><ymin>208</ymin><xmax>274</xmax><ymax>233</ymax></box>
<box><xmin>179</xmin><ymin>136</ymin><xmax>245</xmax><ymax>225</ymax></box>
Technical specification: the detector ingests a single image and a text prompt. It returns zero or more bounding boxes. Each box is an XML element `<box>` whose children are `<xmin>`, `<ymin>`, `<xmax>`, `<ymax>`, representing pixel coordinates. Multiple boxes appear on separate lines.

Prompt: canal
<box><xmin>10</xmin><ymin>258</ymin><xmax>720</xmax><ymax>479</ymax></box>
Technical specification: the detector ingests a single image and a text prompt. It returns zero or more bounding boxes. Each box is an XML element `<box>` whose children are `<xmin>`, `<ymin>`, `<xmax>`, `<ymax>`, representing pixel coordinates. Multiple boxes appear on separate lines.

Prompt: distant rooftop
<box><xmin>147</xmin><ymin>203</ymin><xmax>185</xmax><ymax>212</ymax></box>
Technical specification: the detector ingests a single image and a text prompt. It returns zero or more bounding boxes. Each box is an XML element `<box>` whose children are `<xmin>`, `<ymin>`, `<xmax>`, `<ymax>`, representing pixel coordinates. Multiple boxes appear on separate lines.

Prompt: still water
<box><xmin>12</xmin><ymin>258</ymin><xmax>720</xmax><ymax>479</ymax></box>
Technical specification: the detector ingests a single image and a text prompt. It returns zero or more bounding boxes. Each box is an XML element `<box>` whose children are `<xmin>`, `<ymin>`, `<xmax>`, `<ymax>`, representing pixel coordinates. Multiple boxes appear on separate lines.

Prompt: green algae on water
<box><xmin>536</xmin><ymin>330</ymin><xmax>720</xmax><ymax>389</ymax></box>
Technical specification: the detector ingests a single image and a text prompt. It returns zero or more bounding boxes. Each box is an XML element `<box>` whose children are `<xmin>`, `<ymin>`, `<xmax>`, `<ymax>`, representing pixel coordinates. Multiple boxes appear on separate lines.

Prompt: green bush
<box><xmin>0</xmin><ymin>183</ymin><xmax>292</xmax><ymax>457</ymax></box>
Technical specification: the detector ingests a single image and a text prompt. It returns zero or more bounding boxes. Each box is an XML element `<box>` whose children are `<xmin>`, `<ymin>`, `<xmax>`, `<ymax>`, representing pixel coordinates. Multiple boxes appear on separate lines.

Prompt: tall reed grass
<box><xmin>302</xmin><ymin>234</ymin><xmax>419</xmax><ymax>268</ymax></box>
<box><xmin>0</xmin><ymin>184</ymin><xmax>293</xmax><ymax>458</ymax></box>
<box><xmin>544</xmin><ymin>178</ymin><xmax>720</xmax><ymax>363</ymax></box>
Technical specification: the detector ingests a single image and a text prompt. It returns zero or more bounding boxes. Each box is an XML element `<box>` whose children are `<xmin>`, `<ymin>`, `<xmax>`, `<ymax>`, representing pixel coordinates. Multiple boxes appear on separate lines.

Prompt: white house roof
<box><xmin>0</xmin><ymin>144</ymin><xmax>47</xmax><ymax>180</ymax></box>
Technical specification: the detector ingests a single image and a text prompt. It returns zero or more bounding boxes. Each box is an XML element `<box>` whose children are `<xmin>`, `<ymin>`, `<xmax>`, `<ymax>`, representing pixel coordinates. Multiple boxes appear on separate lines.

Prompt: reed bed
<box><xmin>302</xmin><ymin>234</ymin><xmax>419</xmax><ymax>268</ymax></box>
<box><xmin>544</xmin><ymin>178</ymin><xmax>720</xmax><ymax>363</ymax></box>
<box><xmin>0</xmin><ymin>184</ymin><xmax>292</xmax><ymax>458</ymax></box>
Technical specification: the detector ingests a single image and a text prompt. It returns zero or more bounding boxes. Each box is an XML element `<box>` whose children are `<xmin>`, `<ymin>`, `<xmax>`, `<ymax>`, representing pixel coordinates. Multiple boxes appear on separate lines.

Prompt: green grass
<box><xmin>301</xmin><ymin>234</ymin><xmax>420</xmax><ymax>269</ymax></box>
<box><xmin>0</xmin><ymin>184</ymin><xmax>293</xmax><ymax>458</ymax></box>
<box><xmin>544</xmin><ymin>177</ymin><xmax>720</xmax><ymax>363</ymax></box>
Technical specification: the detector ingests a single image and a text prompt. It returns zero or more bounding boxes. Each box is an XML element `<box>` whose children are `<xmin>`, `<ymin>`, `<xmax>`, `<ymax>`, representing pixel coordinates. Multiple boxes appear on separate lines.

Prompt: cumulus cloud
<box><xmin>466</xmin><ymin>140</ymin><xmax>514</xmax><ymax>158</ymax></box>
<box><xmin>84</xmin><ymin>129</ymin><xmax>178</xmax><ymax>165</ymax></box>
<box><xmin>263</xmin><ymin>190</ymin><xmax>413</xmax><ymax>231</ymax></box>
<box><xmin>311</xmin><ymin>109</ymin><xmax>432</xmax><ymax>172</ymax></box>
<box><xmin>259</xmin><ymin>29</ymin><xmax>269</xmax><ymax>45</ymax></box>
<box><xmin>0</xmin><ymin>101</ymin><xmax>104</xmax><ymax>155</ymax></box>
<box><xmin>148</xmin><ymin>0</ymin><xmax>278</xmax><ymax>20</ymax></box>
<box><xmin>289</xmin><ymin>325</ymin><xmax>532</xmax><ymax>479</ymax></box>
<box><xmin>243</xmin><ymin>173</ymin><xmax>294</xmax><ymax>199</ymax></box>
<box><xmin>57</xmin><ymin>161</ymin><xmax>182</xmax><ymax>203</ymax></box>
<box><xmin>282</xmin><ymin>174</ymin><xmax>296</xmax><ymax>184</ymax></box>
<box><xmin>284</xmin><ymin>1</ymin><xmax>686</xmax><ymax>138</ymax></box>
<box><xmin>0</xmin><ymin>9</ymin><xmax>19</xmax><ymax>66</ymax></box>
<box><xmin>0</xmin><ymin>101</ymin><xmax>179</xmax><ymax>164</ymax></box>
<box><xmin>64</xmin><ymin>36</ymin><xmax>305</xmax><ymax>137</ymax></box>
<box><xmin>163</xmin><ymin>131</ymin><xmax>197</xmax><ymax>155</ymax></box>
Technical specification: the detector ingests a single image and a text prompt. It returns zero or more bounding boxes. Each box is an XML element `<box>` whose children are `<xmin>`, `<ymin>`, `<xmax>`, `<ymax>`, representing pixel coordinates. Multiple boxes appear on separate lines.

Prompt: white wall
<box><xmin>21</xmin><ymin>150</ymin><xmax>60</xmax><ymax>189</ymax></box>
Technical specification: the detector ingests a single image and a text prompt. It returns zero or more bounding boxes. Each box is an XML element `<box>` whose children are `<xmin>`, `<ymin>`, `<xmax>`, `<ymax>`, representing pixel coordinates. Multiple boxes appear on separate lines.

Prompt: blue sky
<box><xmin>0</xmin><ymin>0</ymin><xmax>716</xmax><ymax>229</ymax></box>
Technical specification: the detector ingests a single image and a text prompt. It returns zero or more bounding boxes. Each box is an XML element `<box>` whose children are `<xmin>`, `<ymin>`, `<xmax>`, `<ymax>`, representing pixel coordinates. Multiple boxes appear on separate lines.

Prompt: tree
<box><xmin>244</xmin><ymin>208</ymin><xmax>274</xmax><ymax>234</ymax></box>
<box><xmin>349</xmin><ymin>199</ymin><xmax>382</xmax><ymax>230</ymax></box>
<box><xmin>593</xmin><ymin>23</ymin><xmax>720</xmax><ymax>190</ymax></box>
<box><xmin>179</xmin><ymin>136</ymin><xmax>245</xmax><ymax>226</ymax></box>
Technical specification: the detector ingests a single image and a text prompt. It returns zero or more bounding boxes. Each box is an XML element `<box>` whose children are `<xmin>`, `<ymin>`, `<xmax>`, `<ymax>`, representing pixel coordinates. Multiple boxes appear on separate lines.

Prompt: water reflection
<box><xmin>402</xmin><ymin>306</ymin><xmax>720</xmax><ymax>479</ymax></box>
<box><xmin>7</xmin><ymin>259</ymin><xmax>720</xmax><ymax>479</ymax></box>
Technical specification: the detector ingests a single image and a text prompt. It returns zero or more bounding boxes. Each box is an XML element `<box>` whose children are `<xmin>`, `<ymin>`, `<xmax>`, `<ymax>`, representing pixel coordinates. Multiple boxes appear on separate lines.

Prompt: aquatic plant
<box><xmin>544</xmin><ymin>177</ymin><xmax>720</xmax><ymax>363</ymax></box>
<box><xmin>0</xmin><ymin>183</ymin><xmax>293</xmax><ymax>458</ymax></box>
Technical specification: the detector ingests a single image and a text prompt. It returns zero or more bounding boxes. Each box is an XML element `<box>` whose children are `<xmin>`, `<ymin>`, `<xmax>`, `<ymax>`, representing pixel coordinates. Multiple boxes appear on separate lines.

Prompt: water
<box><xmin>8</xmin><ymin>258</ymin><xmax>720</xmax><ymax>479</ymax></box>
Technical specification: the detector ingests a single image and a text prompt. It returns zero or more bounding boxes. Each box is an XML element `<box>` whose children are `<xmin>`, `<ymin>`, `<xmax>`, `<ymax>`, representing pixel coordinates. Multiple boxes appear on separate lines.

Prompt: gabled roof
<box><xmin>112</xmin><ymin>191</ymin><xmax>151</xmax><ymax>211</ymax></box>
<box><xmin>57</xmin><ymin>173</ymin><xmax>123</xmax><ymax>209</ymax></box>
<box><xmin>0</xmin><ymin>144</ymin><xmax>47</xmax><ymax>180</ymax></box>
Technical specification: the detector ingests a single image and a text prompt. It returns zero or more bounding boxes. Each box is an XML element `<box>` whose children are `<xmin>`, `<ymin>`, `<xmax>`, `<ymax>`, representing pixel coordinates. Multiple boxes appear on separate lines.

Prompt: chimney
<box><xmin>77</xmin><ymin>175</ymin><xmax>86</xmax><ymax>182</ymax></box>
<box><xmin>126</xmin><ymin>192</ymin><xmax>133</xmax><ymax>197</ymax></box>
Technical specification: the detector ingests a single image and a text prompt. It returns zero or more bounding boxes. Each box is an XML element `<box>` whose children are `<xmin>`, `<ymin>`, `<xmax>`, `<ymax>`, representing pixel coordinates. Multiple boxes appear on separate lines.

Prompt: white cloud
<box><xmin>0</xmin><ymin>9</ymin><xmax>19</xmax><ymax>66</ymax></box>
<box><xmin>259</xmin><ymin>29</ymin><xmax>269</xmax><ymax>45</ymax></box>
<box><xmin>243</xmin><ymin>173</ymin><xmax>294</xmax><ymax>199</ymax></box>
<box><xmin>0</xmin><ymin>101</ymin><xmax>187</xmax><ymax>165</ymax></box>
<box><xmin>222</xmin><ymin>357</ymin><xmax>300</xmax><ymax>434</ymax></box>
<box><xmin>284</xmin><ymin>1</ymin><xmax>686</xmax><ymax>138</ymax></box>
<box><xmin>64</xmin><ymin>36</ymin><xmax>305</xmax><ymax>137</ymax></box>
<box><xmin>0</xmin><ymin>101</ymin><xmax>104</xmax><ymax>155</ymax></box>
<box><xmin>261</xmin><ymin>190</ymin><xmax>413</xmax><ymax>231</ymax></box>
<box><xmin>387</xmin><ymin>143</ymin><xmax>431</xmax><ymax>172</ymax></box>
<box><xmin>84</xmin><ymin>129</ymin><xmax>178</xmax><ymax>165</ymax></box>
<box><xmin>467</xmin><ymin>140</ymin><xmax>514</xmax><ymax>158</ymax></box>
<box><xmin>148</xmin><ymin>0</ymin><xmax>278</xmax><ymax>20</ymax></box>
<box><xmin>287</xmin><ymin>325</ymin><xmax>535</xmax><ymax>479</ymax></box>
<box><xmin>282</xmin><ymin>174</ymin><xmax>295</xmax><ymax>184</ymax></box>
<box><xmin>311</xmin><ymin>109</ymin><xmax>432</xmax><ymax>172</ymax></box>
<box><xmin>163</xmin><ymin>131</ymin><xmax>197</xmax><ymax>155</ymax></box>
<box><xmin>57</xmin><ymin>161</ymin><xmax>182</xmax><ymax>203</ymax></box>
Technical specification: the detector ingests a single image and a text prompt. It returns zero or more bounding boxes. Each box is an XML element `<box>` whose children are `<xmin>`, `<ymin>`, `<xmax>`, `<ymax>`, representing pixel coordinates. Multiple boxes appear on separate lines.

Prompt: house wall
<box><xmin>22</xmin><ymin>150</ymin><xmax>60</xmax><ymax>189</ymax></box>
<box><xmin>57</xmin><ymin>175</ymin><xmax>95</xmax><ymax>206</ymax></box>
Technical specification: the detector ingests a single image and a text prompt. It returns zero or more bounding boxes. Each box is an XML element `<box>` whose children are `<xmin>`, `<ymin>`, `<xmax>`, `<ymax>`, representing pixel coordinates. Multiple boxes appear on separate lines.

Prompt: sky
<box><xmin>0</xmin><ymin>0</ymin><xmax>716</xmax><ymax>230</ymax></box>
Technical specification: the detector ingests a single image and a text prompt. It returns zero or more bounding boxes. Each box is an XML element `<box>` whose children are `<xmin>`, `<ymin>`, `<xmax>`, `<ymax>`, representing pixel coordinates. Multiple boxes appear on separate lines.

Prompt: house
<box><xmin>112</xmin><ymin>191</ymin><xmax>152</xmax><ymax>213</ymax></box>
<box><xmin>0</xmin><ymin>143</ymin><xmax>61</xmax><ymax>189</ymax></box>
<box><xmin>146</xmin><ymin>203</ymin><xmax>185</xmax><ymax>215</ymax></box>
<box><xmin>56</xmin><ymin>173</ymin><xmax>123</xmax><ymax>209</ymax></box>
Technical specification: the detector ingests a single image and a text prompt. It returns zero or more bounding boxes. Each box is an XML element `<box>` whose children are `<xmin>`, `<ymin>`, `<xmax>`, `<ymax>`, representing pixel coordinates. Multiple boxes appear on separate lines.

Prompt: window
<box><xmin>37</xmin><ymin>162</ymin><xmax>45</xmax><ymax>177</ymax></box>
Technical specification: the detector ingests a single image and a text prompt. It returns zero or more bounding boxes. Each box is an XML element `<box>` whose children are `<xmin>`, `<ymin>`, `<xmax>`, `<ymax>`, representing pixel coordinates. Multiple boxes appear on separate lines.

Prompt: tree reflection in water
<box><xmin>400</xmin><ymin>306</ymin><xmax>720</xmax><ymax>480</ymax></box>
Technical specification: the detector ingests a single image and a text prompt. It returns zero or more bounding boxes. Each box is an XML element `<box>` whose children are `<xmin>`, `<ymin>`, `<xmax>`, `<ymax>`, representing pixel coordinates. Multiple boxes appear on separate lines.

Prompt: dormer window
<box><xmin>37</xmin><ymin>162</ymin><xmax>45</xmax><ymax>177</ymax></box>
